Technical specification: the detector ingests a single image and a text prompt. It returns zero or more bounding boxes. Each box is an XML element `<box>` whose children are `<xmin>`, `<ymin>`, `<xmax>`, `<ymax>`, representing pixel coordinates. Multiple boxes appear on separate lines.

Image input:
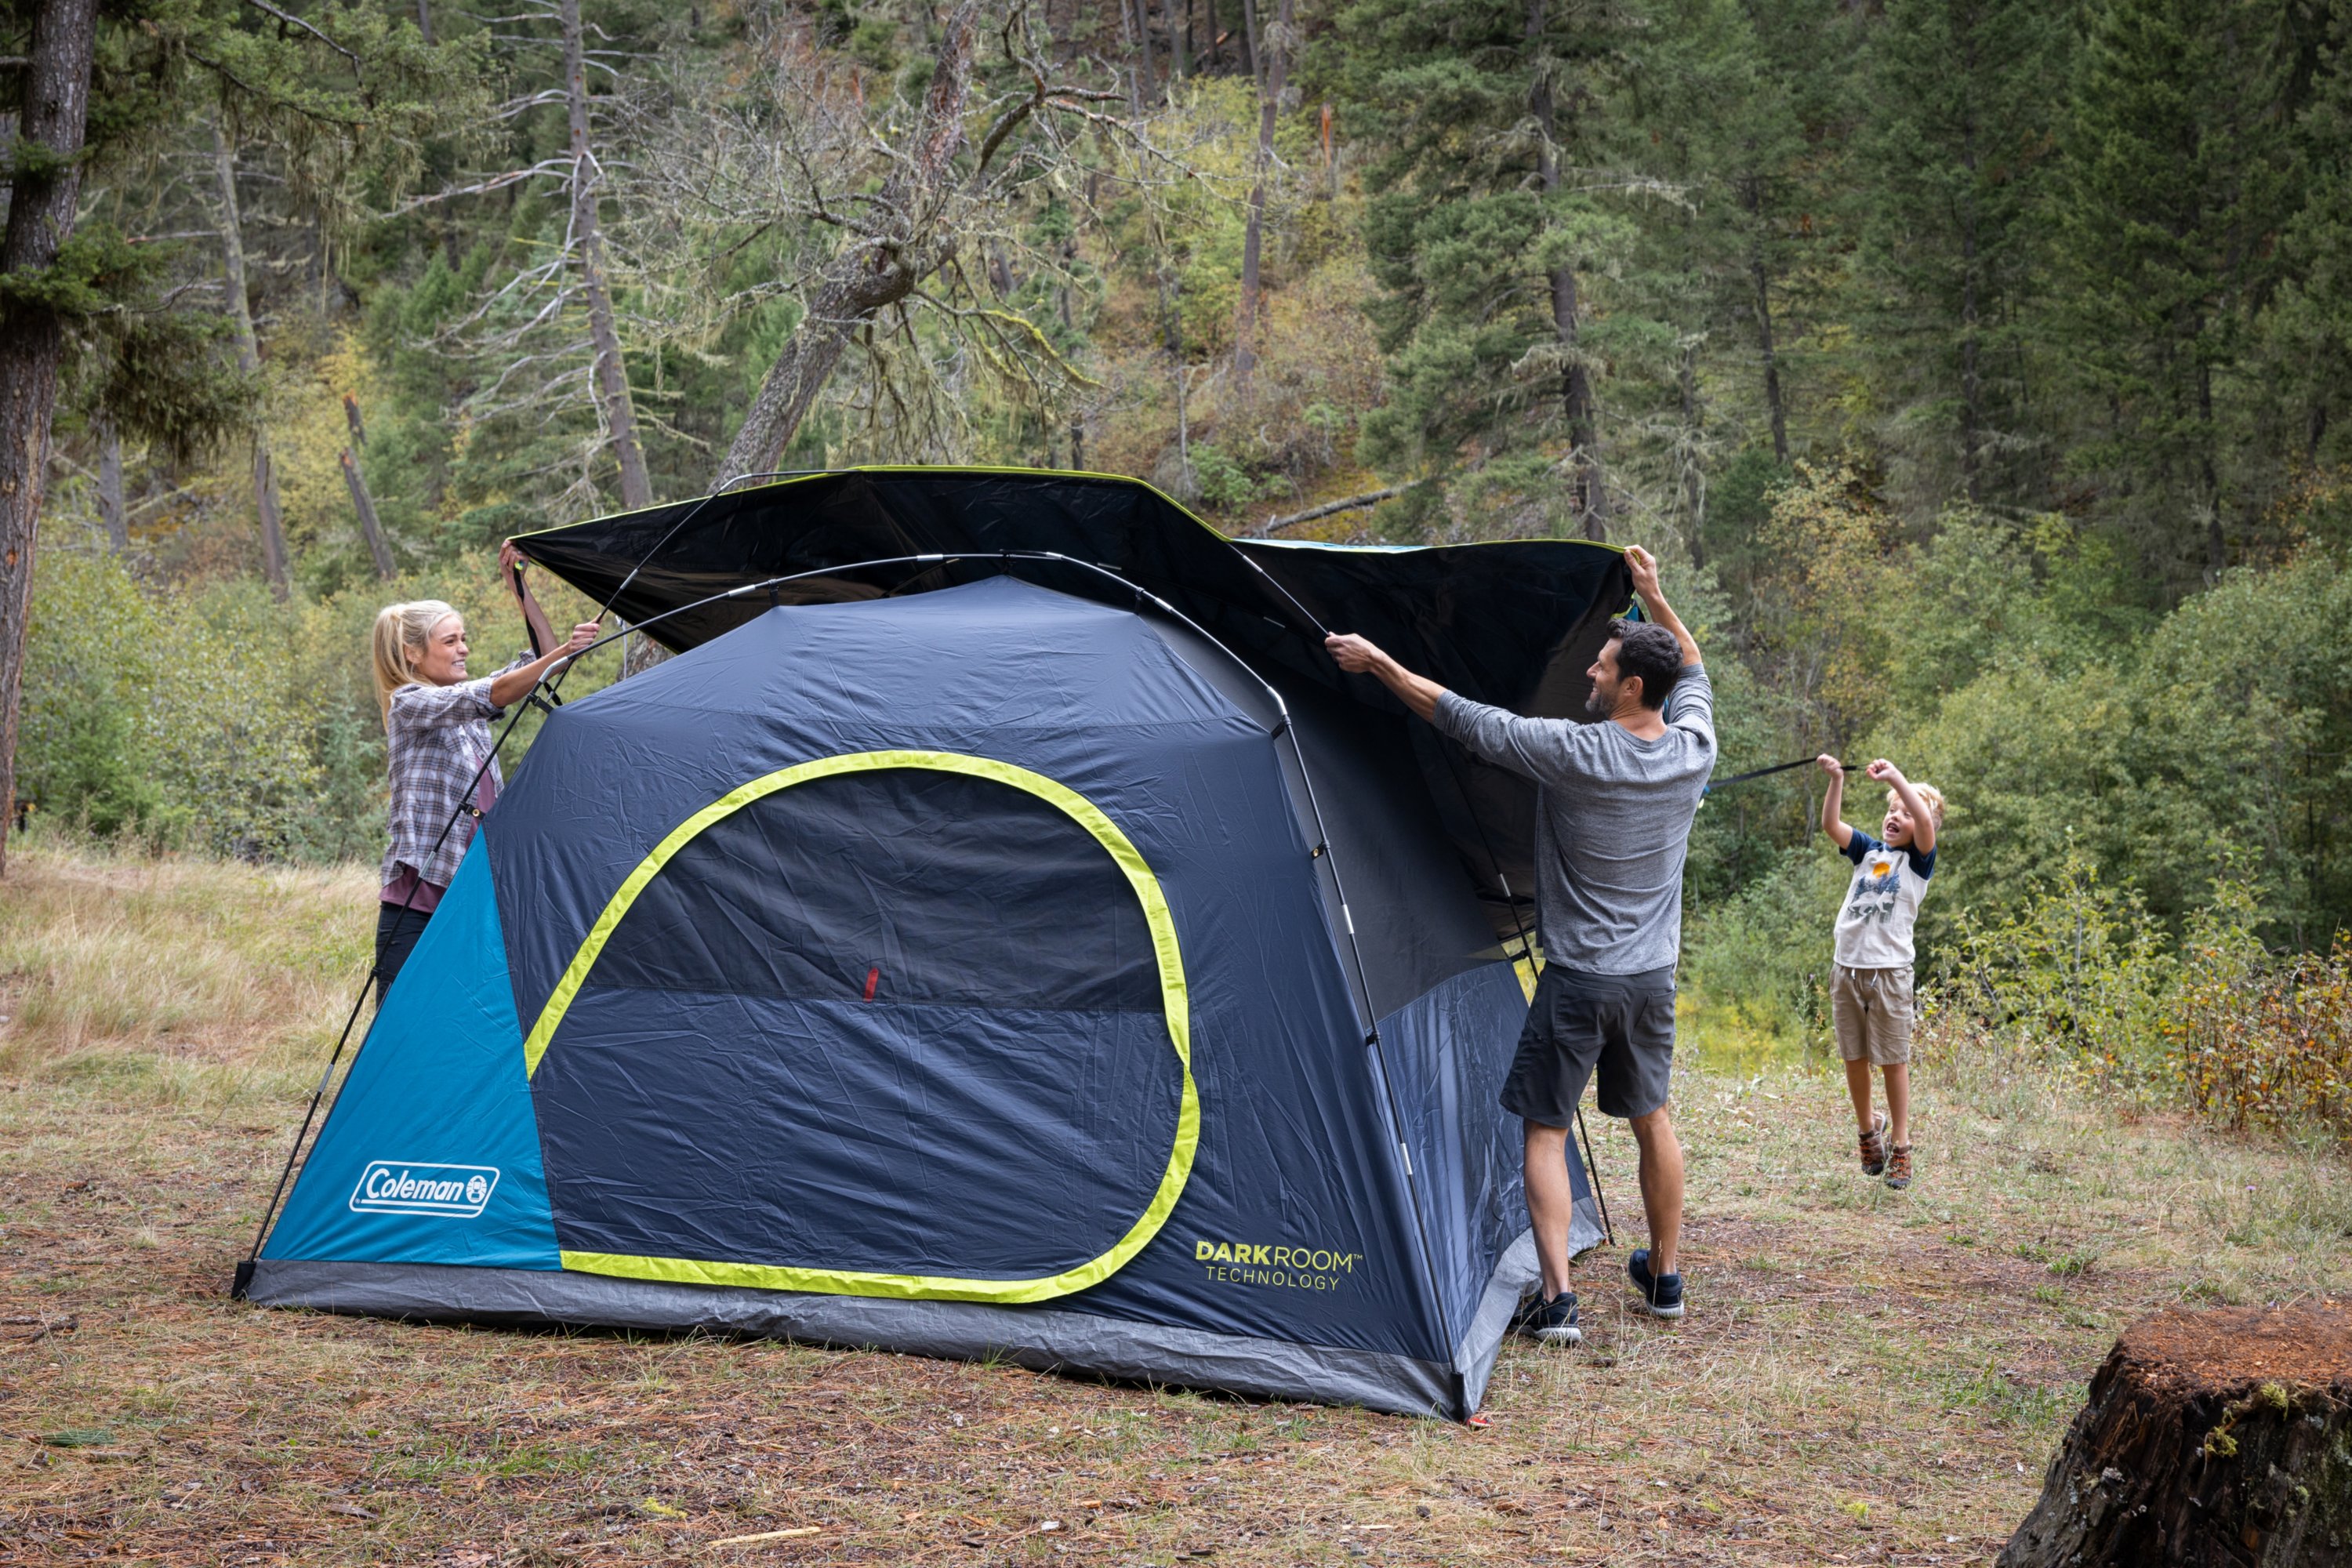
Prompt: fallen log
<box><xmin>1999</xmin><ymin>1302</ymin><xmax>2352</xmax><ymax>1567</ymax></box>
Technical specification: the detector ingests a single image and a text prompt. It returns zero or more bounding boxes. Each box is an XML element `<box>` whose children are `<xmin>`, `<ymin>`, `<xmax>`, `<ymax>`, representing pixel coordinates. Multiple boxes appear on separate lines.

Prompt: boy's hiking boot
<box><xmin>1512</xmin><ymin>1290</ymin><xmax>1582</xmax><ymax>1345</ymax></box>
<box><xmin>1858</xmin><ymin>1112</ymin><xmax>1889</xmax><ymax>1177</ymax></box>
<box><xmin>1627</xmin><ymin>1249</ymin><xmax>1686</xmax><ymax>1319</ymax></box>
<box><xmin>1886</xmin><ymin>1144</ymin><xmax>1913</xmax><ymax>1190</ymax></box>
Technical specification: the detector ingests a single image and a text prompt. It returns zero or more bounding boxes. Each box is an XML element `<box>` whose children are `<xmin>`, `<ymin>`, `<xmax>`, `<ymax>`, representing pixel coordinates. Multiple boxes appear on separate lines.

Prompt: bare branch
<box><xmin>240</xmin><ymin>0</ymin><xmax>365</xmax><ymax>71</ymax></box>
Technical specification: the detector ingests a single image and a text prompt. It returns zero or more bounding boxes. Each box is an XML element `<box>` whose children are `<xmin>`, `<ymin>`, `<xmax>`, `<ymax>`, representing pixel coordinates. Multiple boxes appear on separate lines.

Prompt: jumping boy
<box><xmin>1816</xmin><ymin>756</ymin><xmax>1943</xmax><ymax>1190</ymax></box>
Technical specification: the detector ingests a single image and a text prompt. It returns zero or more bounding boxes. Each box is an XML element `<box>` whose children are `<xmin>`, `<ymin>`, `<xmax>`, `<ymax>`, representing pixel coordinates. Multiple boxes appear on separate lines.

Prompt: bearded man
<box><xmin>1324</xmin><ymin>545</ymin><xmax>1715</xmax><ymax>1344</ymax></box>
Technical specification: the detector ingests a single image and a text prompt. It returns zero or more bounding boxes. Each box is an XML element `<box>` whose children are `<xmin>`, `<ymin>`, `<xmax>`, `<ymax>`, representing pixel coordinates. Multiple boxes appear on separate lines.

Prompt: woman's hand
<box><xmin>498</xmin><ymin>539</ymin><xmax>527</xmax><ymax>591</ymax></box>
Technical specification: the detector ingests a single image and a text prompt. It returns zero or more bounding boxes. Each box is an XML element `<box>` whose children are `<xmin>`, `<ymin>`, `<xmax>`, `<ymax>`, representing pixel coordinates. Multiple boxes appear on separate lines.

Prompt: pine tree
<box><xmin>1857</xmin><ymin>0</ymin><xmax>2077</xmax><ymax>510</ymax></box>
<box><xmin>2256</xmin><ymin>3</ymin><xmax>2352</xmax><ymax>474</ymax></box>
<box><xmin>1330</xmin><ymin>0</ymin><xmax>1652</xmax><ymax>541</ymax></box>
<box><xmin>2046</xmin><ymin>0</ymin><xmax>2304</xmax><ymax>586</ymax></box>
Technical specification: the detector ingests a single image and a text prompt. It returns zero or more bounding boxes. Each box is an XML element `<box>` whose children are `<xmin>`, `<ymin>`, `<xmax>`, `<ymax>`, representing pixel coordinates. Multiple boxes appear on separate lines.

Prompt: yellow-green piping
<box><xmin>524</xmin><ymin>749</ymin><xmax>1197</xmax><ymax>1305</ymax></box>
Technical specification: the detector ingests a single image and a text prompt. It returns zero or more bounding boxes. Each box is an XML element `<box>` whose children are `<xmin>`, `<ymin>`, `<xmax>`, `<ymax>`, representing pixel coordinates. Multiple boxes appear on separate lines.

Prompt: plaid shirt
<box><xmin>382</xmin><ymin>655</ymin><xmax>528</xmax><ymax>891</ymax></box>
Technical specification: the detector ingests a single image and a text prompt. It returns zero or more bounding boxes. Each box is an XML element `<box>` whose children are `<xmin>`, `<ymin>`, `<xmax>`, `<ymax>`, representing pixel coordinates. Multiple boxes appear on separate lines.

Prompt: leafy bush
<box><xmin>2167</xmin><ymin>887</ymin><xmax>2352</xmax><ymax>1141</ymax></box>
<box><xmin>14</xmin><ymin>551</ymin><xmax>161</xmax><ymax>837</ymax></box>
<box><xmin>17</xmin><ymin>543</ymin><xmax>611</xmax><ymax>864</ymax></box>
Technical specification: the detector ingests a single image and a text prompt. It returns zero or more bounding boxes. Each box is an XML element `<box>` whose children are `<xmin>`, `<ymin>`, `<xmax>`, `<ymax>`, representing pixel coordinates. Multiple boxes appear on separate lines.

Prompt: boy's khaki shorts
<box><xmin>1831</xmin><ymin>964</ymin><xmax>1914</xmax><ymax>1065</ymax></box>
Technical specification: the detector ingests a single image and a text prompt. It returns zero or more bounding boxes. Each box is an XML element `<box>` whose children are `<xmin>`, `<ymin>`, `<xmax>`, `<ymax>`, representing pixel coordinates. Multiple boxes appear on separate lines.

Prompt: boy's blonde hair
<box><xmin>371</xmin><ymin>600</ymin><xmax>462</xmax><ymax>720</ymax></box>
<box><xmin>1901</xmin><ymin>781</ymin><xmax>1945</xmax><ymax>828</ymax></box>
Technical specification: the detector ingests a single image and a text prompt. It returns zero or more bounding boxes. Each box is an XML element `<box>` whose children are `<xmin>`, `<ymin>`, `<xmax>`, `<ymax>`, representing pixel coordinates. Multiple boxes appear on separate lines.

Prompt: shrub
<box><xmin>2167</xmin><ymin>886</ymin><xmax>2352</xmax><ymax>1141</ymax></box>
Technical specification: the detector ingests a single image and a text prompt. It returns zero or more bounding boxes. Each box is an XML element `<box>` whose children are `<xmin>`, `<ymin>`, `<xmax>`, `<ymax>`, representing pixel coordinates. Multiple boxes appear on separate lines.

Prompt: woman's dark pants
<box><xmin>375</xmin><ymin>904</ymin><xmax>434</xmax><ymax>1006</ymax></box>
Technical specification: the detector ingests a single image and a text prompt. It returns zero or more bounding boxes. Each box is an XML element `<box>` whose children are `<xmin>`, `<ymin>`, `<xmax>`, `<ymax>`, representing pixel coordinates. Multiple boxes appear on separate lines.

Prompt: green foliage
<box><xmin>16</xmin><ymin>553</ymin><xmax>162</xmax><ymax>839</ymax></box>
<box><xmin>2045</xmin><ymin>0</ymin><xmax>2308</xmax><ymax>586</ymax></box>
<box><xmin>1854</xmin><ymin>0</ymin><xmax>2074</xmax><ymax>508</ymax></box>
<box><xmin>1329</xmin><ymin>0</ymin><xmax>1658</xmax><ymax>529</ymax></box>
<box><xmin>1941</xmin><ymin>849</ymin><xmax>2180</xmax><ymax>1083</ymax></box>
<box><xmin>16</xmin><ymin>539</ymin><xmax>600</xmax><ymax>865</ymax></box>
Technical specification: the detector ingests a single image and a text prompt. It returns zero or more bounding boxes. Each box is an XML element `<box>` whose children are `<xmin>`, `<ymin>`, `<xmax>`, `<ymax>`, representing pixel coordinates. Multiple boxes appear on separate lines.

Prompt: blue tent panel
<box><xmin>262</xmin><ymin>841</ymin><xmax>560</xmax><ymax>1271</ymax></box>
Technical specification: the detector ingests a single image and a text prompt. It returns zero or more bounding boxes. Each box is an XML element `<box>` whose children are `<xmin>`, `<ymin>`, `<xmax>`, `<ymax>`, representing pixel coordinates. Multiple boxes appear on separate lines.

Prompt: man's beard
<box><xmin>1584</xmin><ymin>683</ymin><xmax>1615</xmax><ymax>718</ymax></box>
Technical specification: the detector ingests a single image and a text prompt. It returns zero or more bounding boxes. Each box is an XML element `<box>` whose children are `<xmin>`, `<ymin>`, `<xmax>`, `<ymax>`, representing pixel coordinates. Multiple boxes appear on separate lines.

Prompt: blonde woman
<box><xmin>371</xmin><ymin>558</ymin><xmax>598</xmax><ymax>1000</ymax></box>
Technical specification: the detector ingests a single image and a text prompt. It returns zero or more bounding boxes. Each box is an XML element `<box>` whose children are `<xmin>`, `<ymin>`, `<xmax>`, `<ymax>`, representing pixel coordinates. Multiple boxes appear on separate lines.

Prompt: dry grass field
<box><xmin>4</xmin><ymin>843</ymin><xmax>2349</xmax><ymax>1566</ymax></box>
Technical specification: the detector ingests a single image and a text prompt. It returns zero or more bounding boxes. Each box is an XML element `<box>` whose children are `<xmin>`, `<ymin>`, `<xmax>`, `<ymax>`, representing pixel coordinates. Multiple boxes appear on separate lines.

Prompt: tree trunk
<box><xmin>213</xmin><ymin>122</ymin><xmax>291</xmax><ymax>599</ymax></box>
<box><xmin>96</xmin><ymin>411</ymin><xmax>129</xmax><ymax>554</ymax></box>
<box><xmin>1232</xmin><ymin>0</ymin><xmax>1290</xmax><ymax>391</ymax></box>
<box><xmin>1958</xmin><ymin>111</ymin><xmax>1983</xmax><ymax>503</ymax></box>
<box><xmin>339</xmin><ymin>452</ymin><xmax>397</xmax><ymax>580</ymax></box>
<box><xmin>2198</xmin><ymin>358</ymin><xmax>2224</xmax><ymax>580</ymax></box>
<box><xmin>1527</xmin><ymin>0</ymin><xmax>1607</xmax><ymax>542</ymax></box>
<box><xmin>1129</xmin><ymin>0</ymin><xmax>1156</xmax><ymax>106</ymax></box>
<box><xmin>0</xmin><ymin>0</ymin><xmax>98</xmax><ymax>880</ymax></box>
<box><xmin>1677</xmin><ymin>343</ymin><xmax>1705</xmax><ymax>569</ymax></box>
<box><xmin>414</xmin><ymin>0</ymin><xmax>434</xmax><ymax>45</ymax></box>
<box><xmin>717</xmin><ymin>2</ymin><xmax>979</xmax><ymax>482</ymax></box>
<box><xmin>1748</xmin><ymin>221</ymin><xmax>1788</xmax><ymax>466</ymax></box>
<box><xmin>561</xmin><ymin>0</ymin><xmax>652</xmax><ymax>514</ymax></box>
<box><xmin>2000</xmin><ymin>1304</ymin><xmax>2352</xmax><ymax>1567</ymax></box>
<box><xmin>339</xmin><ymin>394</ymin><xmax>396</xmax><ymax>579</ymax></box>
<box><xmin>1240</xmin><ymin>0</ymin><xmax>1259</xmax><ymax>89</ymax></box>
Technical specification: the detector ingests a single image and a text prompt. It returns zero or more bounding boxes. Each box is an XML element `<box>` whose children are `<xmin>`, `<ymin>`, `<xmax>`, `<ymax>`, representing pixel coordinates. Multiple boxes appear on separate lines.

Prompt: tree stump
<box><xmin>1999</xmin><ymin>1302</ymin><xmax>2352</xmax><ymax>1566</ymax></box>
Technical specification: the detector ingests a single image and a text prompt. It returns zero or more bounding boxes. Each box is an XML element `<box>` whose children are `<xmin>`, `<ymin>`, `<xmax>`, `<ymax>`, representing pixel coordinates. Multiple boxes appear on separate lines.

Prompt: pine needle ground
<box><xmin>4</xmin><ymin>844</ymin><xmax>2348</xmax><ymax>1566</ymax></box>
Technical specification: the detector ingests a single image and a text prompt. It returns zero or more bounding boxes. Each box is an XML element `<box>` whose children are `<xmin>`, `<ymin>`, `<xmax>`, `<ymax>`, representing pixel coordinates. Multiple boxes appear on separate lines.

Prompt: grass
<box><xmin>3</xmin><ymin>840</ymin><xmax>2350</xmax><ymax>1566</ymax></box>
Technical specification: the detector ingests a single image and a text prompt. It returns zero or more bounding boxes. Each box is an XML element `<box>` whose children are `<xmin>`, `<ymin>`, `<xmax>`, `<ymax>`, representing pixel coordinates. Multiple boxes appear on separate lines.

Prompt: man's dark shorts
<box><xmin>1501</xmin><ymin>963</ymin><xmax>1677</xmax><ymax>1125</ymax></box>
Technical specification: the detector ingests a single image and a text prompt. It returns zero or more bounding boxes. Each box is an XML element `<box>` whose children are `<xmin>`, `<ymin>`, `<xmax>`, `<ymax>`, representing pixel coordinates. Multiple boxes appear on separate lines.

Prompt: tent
<box><xmin>244</xmin><ymin>469</ymin><xmax>1630</xmax><ymax>1421</ymax></box>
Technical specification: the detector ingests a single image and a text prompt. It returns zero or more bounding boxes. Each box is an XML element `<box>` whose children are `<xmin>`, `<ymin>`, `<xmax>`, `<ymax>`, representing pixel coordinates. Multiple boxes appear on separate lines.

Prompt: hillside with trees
<box><xmin>6</xmin><ymin>0</ymin><xmax>2350</xmax><ymax>1029</ymax></box>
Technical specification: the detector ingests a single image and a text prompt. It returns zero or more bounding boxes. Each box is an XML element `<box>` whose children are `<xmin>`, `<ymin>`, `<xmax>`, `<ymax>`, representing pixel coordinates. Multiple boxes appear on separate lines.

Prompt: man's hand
<box><xmin>1621</xmin><ymin>545</ymin><xmax>1700</xmax><ymax>669</ymax></box>
<box><xmin>1626</xmin><ymin>544</ymin><xmax>1663</xmax><ymax>605</ymax></box>
<box><xmin>560</xmin><ymin>621</ymin><xmax>601</xmax><ymax>659</ymax></box>
<box><xmin>1324</xmin><ymin>633</ymin><xmax>1390</xmax><ymax>677</ymax></box>
<box><xmin>1325</xmin><ymin>631</ymin><xmax>1446</xmax><ymax>721</ymax></box>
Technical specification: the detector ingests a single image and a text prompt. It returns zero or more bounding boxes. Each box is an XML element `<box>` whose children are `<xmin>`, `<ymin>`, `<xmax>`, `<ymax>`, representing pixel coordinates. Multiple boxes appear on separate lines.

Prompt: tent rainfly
<box><xmin>242</xmin><ymin>469</ymin><xmax>1632</xmax><ymax>1420</ymax></box>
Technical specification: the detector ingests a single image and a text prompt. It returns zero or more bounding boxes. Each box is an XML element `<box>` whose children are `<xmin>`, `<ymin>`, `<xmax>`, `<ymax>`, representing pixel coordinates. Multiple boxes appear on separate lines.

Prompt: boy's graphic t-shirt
<box><xmin>1835</xmin><ymin>829</ymin><xmax>1936</xmax><ymax>968</ymax></box>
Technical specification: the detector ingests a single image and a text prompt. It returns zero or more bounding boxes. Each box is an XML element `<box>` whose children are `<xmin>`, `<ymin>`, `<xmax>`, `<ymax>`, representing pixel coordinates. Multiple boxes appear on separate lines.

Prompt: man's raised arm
<box><xmin>1624</xmin><ymin>546</ymin><xmax>1700</xmax><ymax>669</ymax></box>
<box><xmin>1324</xmin><ymin>633</ymin><xmax>1447</xmax><ymax>720</ymax></box>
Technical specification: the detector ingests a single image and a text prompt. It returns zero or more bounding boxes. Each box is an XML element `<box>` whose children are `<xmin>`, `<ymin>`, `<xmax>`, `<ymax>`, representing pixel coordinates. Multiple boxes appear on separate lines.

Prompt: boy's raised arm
<box><xmin>1867</xmin><ymin>759</ymin><xmax>1936</xmax><ymax>855</ymax></box>
<box><xmin>1817</xmin><ymin>754</ymin><xmax>1855</xmax><ymax>851</ymax></box>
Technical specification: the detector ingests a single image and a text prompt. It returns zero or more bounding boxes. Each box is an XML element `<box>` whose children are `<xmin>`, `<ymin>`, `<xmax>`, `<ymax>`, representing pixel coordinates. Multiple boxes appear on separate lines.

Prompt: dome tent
<box><xmin>243</xmin><ymin>470</ymin><xmax>1628</xmax><ymax>1421</ymax></box>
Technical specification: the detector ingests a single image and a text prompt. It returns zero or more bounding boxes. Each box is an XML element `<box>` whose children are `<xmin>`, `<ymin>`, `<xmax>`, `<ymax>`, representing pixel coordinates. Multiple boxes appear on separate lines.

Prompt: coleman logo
<box><xmin>1195</xmin><ymin>1239</ymin><xmax>1363</xmax><ymax>1292</ymax></box>
<box><xmin>349</xmin><ymin>1162</ymin><xmax>499</xmax><ymax>1218</ymax></box>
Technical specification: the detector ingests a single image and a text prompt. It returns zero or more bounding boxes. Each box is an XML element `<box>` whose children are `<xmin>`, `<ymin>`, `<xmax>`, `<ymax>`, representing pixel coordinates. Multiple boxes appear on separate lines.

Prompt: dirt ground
<box><xmin>4</xmin><ymin>851</ymin><xmax>2350</xmax><ymax>1566</ymax></box>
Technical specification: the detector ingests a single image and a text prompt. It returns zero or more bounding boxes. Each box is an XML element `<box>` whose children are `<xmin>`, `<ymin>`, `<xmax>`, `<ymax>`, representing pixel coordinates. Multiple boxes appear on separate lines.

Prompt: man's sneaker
<box><xmin>1627</xmin><ymin>1248</ymin><xmax>1686</xmax><ymax>1319</ymax></box>
<box><xmin>1886</xmin><ymin>1144</ymin><xmax>1913</xmax><ymax>1190</ymax></box>
<box><xmin>1858</xmin><ymin>1112</ymin><xmax>1888</xmax><ymax>1177</ymax></box>
<box><xmin>1512</xmin><ymin>1290</ymin><xmax>1582</xmax><ymax>1345</ymax></box>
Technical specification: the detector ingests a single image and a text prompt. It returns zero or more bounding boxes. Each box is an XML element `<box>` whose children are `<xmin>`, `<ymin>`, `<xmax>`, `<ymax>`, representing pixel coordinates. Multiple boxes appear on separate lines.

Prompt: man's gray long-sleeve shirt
<box><xmin>1432</xmin><ymin>664</ymin><xmax>1716</xmax><ymax>976</ymax></box>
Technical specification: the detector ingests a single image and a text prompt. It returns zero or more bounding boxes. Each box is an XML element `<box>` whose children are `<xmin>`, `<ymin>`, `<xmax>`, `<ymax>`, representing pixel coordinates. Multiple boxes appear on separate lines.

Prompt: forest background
<box><xmin>5</xmin><ymin>0</ymin><xmax>2350</xmax><ymax>1101</ymax></box>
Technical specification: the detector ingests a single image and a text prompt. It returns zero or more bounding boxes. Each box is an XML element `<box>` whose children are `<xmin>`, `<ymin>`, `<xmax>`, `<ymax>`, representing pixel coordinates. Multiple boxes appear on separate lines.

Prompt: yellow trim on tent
<box><xmin>522</xmin><ymin>749</ymin><xmax>1199</xmax><ymax>1305</ymax></box>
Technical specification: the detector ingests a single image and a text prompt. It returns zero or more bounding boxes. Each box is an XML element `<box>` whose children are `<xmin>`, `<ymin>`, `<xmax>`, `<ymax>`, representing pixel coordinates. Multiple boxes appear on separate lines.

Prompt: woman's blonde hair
<box><xmin>372</xmin><ymin>600</ymin><xmax>463</xmax><ymax>720</ymax></box>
